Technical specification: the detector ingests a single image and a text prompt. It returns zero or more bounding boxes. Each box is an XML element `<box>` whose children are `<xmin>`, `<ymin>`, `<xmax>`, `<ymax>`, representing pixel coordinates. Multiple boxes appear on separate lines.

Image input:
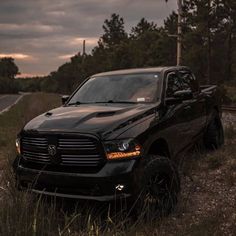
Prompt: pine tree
<box><xmin>101</xmin><ymin>13</ymin><xmax>128</xmax><ymax>48</ymax></box>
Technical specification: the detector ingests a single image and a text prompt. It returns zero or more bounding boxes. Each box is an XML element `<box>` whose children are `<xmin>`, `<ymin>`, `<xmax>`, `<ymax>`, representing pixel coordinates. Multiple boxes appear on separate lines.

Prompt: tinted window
<box><xmin>68</xmin><ymin>73</ymin><xmax>161</xmax><ymax>104</ymax></box>
<box><xmin>179</xmin><ymin>71</ymin><xmax>199</xmax><ymax>92</ymax></box>
<box><xmin>166</xmin><ymin>73</ymin><xmax>183</xmax><ymax>97</ymax></box>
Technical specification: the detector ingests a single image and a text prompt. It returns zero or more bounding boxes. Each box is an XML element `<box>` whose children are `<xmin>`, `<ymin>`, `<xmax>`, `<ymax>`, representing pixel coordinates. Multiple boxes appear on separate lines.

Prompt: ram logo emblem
<box><xmin>48</xmin><ymin>145</ymin><xmax>57</xmax><ymax>156</ymax></box>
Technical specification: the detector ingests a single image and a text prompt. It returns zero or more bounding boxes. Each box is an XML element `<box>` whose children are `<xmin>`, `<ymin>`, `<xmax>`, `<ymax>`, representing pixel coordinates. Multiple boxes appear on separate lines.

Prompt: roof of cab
<box><xmin>92</xmin><ymin>66</ymin><xmax>189</xmax><ymax>77</ymax></box>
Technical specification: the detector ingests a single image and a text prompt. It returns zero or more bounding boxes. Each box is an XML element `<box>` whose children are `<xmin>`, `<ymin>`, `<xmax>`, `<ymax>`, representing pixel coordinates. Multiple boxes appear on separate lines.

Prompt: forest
<box><xmin>0</xmin><ymin>0</ymin><xmax>236</xmax><ymax>96</ymax></box>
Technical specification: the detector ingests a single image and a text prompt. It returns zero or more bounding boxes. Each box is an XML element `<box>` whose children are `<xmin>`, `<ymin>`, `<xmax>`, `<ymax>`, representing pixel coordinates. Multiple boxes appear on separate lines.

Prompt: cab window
<box><xmin>166</xmin><ymin>72</ymin><xmax>183</xmax><ymax>98</ymax></box>
<box><xmin>179</xmin><ymin>71</ymin><xmax>199</xmax><ymax>93</ymax></box>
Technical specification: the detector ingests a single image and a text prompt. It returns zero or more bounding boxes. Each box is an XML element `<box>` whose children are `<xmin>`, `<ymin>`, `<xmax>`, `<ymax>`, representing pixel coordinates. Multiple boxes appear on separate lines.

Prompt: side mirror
<box><xmin>61</xmin><ymin>95</ymin><xmax>70</xmax><ymax>105</ymax></box>
<box><xmin>165</xmin><ymin>97</ymin><xmax>182</xmax><ymax>106</ymax></box>
<box><xmin>165</xmin><ymin>90</ymin><xmax>193</xmax><ymax>106</ymax></box>
<box><xmin>173</xmin><ymin>90</ymin><xmax>193</xmax><ymax>100</ymax></box>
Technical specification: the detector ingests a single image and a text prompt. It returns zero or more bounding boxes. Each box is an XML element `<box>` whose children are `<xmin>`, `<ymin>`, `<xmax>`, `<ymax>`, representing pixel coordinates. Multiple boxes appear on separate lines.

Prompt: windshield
<box><xmin>68</xmin><ymin>73</ymin><xmax>161</xmax><ymax>105</ymax></box>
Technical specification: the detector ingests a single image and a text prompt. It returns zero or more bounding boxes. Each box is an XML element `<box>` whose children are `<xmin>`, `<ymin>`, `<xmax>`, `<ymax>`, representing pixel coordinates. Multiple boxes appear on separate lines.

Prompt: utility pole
<box><xmin>177</xmin><ymin>0</ymin><xmax>182</xmax><ymax>66</ymax></box>
<box><xmin>82</xmin><ymin>40</ymin><xmax>86</xmax><ymax>56</ymax></box>
<box><xmin>165</xmin><ymin>0</ymin><xmax>183</xmax><ymax>66</ymax></box>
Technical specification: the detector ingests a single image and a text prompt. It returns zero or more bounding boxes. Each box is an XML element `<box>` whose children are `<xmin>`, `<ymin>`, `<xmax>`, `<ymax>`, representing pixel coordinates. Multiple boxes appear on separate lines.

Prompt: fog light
<box><xmin>16</xmin><ymin>138</ymin><xmax>21</xmax><ymax>155</ymax></box>
<box><xmin>115</xmin><ymin>184</ymin><xmax>125</xmax><ymax>191</ymax></box>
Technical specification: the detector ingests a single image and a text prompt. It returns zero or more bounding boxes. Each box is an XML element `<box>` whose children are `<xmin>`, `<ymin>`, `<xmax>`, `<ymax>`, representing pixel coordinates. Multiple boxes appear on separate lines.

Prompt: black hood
<box><xmin>23</xmin><ymin>103</ymin><xmax>159</xmax><ymax>139</ymax></box>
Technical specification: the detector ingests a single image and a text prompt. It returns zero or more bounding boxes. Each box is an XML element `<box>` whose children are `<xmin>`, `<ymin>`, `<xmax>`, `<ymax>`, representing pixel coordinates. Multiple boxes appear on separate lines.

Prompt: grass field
<box><xmin>0</xmin><ymin>93</ymin><xmax>235</xmax><ymax>235</ymax></box>
<box><xmin>0</xmin><ymin>93</ymin><xmax>61</xmax><ymax>166</ymax></box>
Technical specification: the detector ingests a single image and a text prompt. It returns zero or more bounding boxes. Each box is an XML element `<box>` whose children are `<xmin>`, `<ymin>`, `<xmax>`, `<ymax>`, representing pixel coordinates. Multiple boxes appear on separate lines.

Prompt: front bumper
<box><xmin>14</xmin><ymin>156</ymin><xmax>140</xmax><ymax>201</ymax></box>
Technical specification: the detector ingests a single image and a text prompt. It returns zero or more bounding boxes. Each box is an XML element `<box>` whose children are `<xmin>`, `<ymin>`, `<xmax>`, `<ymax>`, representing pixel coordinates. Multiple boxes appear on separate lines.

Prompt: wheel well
<box><xmin>212</xmin><ymin>106</ymin><xmax>222</xmax><ymax>126</ymax></box>
<box><xmin>214</xmin><ymin>106</ymin><xmax>222</xmax><ymax>128</ymax></box>
<box><xmin>148</xmin><ymin>139</ymin><xmax>170</xmax><ymax>158</ymax></box>
<box><xmin>213</xmin><ymin>105</ymin><xmax>219</xmax><ymax>114</ymax></box>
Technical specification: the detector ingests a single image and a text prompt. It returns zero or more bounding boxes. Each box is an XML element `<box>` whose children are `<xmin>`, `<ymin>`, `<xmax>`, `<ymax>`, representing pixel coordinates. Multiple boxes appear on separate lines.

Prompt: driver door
<box><xmin>162</xmin><ymin>71</ymin><xmax>192</xmax><ymax>155</ymax></box>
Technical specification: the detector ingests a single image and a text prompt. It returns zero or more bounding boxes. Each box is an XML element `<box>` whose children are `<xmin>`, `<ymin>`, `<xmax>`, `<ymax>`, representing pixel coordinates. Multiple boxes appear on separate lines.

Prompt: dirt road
<box><xmin>0</xmin><ymin>94</ymin><xmax>22</xmax><ymax>114</ymax></box>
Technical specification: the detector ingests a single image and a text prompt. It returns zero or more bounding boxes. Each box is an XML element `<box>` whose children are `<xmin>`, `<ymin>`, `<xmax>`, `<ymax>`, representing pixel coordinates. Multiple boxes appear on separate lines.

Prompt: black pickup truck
<box><xmin>13</xmin><ymin>66</ymin><xmax>224</xmax><ymax>213</ymax></box>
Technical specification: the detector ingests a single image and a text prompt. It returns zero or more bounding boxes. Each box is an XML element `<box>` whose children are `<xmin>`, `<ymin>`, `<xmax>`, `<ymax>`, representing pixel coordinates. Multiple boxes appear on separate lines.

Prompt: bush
<box><xmin>0</xmin><ymin>77</ymin><xmax>19</xmax><ymax>94</ymax></box>
<box><xmin>17</xmin><ymin>78</ymin><xmax>42</xmax><ymax>92</ymax></box>
<box><xmin>40</xmin><ymin>77</ymin><xmax>58</xmax><ymax>93</ymax></box>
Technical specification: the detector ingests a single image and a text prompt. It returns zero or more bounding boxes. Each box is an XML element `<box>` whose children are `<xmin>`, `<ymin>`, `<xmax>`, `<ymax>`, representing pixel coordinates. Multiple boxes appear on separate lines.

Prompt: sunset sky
<box><xmin>0</xmin><ymin>0</ymin><xmax>177</xmax><ymax>77</ymax></box>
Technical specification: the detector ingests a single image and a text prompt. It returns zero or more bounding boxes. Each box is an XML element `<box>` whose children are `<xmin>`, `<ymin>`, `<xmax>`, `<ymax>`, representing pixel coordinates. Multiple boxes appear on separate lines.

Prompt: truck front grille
<box><xmin>58</xmin><ymin>137</ymin><xmax>102</xmax><ymax>166</ymax></box>
<box><xmin>22</xmin><ymin>137</ymin><xmax>50</xmax><ymax>164</ymax></box>
<box><xmin>21</xmin><ymin>135</ymin><xmax>105</xmax><ymax>168</ymax></box>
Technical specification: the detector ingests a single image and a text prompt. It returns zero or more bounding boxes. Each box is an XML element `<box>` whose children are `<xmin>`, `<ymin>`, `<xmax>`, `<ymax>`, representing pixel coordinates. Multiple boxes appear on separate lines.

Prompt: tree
<box><xmin>129</xmin><ymin>18</ymin><xmax>162</xmax><ymax>67</ymax></box>
<box><xmin>215</xmin><ymin>0</ymin><xmax>236</xmax><ymax>80</ymax></box>
<box><xmin>131</xmin><ymin>14</ymin><xmax>177</xmax><ymax>67</ymax></box>
<box><xmin>0</xmin><ymin>76</ymin><xmax>19</xmax><ymax>93</ymax></box>
<box><xmin>181</xmin><ymin>0</ymin><xmax>236</xmax><ymax>83</ymax></box>
<box><xmin>0</xmin><ymin>57</ymin><xmax>19</xmax><ymax>78</ymax></box>
<box><xmin>130</xmin><ymin>18</ymin><xmax>157</xmax><ymax>39</ymax></box>
<box><xmin>182</xmin><ymin>0</ymin><xmax>220</xmax><ymax>83</ymax></box>
<box><xmin>101</xmin><ymin>13</ymin><xmax>128</xmax><ymax>47</ymax></box>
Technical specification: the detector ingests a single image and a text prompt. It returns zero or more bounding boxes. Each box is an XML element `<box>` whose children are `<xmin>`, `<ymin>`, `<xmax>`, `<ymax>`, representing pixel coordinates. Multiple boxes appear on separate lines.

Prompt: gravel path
<box><xmin>222</xmin><ymin>112</ymin><xmax>236</xmax><ymax>128</ymax></box>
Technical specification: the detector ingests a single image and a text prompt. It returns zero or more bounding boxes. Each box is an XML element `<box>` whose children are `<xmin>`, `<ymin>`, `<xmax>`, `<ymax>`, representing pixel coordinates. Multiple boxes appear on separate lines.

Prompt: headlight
<box><xmin>104</xmin><ymin>139</ymin><xmax>141</xmax><ymax>160</ymax></box>
<box><xmin>16</xmin><ymin>138</ymin><xmax>21</xmax><ymax>155</ymax></box>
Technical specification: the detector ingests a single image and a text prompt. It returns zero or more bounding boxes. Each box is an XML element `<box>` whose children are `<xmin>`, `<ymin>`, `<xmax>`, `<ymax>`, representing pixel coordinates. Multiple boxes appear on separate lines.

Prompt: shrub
<box><xmin>0</xmin><ymin>77</ymin><xmax>19</xmax><ymax>94</ymax></box>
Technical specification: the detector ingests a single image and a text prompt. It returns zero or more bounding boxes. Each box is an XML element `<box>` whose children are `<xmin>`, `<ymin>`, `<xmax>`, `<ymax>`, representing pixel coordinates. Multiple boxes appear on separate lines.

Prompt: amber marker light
<box><xmin>105</xmin><ymin>139</ymin><xmax>141</xmax><ymax>160</ymax></box>
<box><xmin>107</xmin><ymin>150</ymin><xmax>141</xmax><ymax>160</ymax></box>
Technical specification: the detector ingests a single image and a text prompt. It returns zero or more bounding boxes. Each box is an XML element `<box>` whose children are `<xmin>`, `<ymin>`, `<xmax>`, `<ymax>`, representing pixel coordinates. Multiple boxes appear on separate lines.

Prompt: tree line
<box><xmin>48</xmin><ymin>0</ymin><xmax>236</xmax><ymax>93</ymax></box>
<box><xmin>0</xmin><ymin>0</ymin><xmax>236</xmax><ymax>94</ymax></box>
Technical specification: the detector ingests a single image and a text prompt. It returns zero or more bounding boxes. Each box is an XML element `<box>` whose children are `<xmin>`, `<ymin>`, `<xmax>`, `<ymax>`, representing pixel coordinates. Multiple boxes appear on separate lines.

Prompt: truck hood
<box><xmin>23</xmin><ymin>103</ymin><xmax>158</xmax><ymax>139</ymax></box>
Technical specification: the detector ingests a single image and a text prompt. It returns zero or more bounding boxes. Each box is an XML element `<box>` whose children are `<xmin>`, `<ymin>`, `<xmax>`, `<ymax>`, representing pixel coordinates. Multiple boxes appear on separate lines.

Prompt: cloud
<box><xmin>0</xmin><ymin>0</ymin><xmax>177</xmax><ymax>76</ymax></box>
<box><xmin>58</xmin><ymin>54</ymin><xmax>75</xmax><ymax>60</ymax></box>
<box><xmin>16</xmin><ymin>73</ymin><xmax>46</xmax><ymax>78</ymax></box>
<box><xmin>70</xmin><ymin>37</ymin><xmax>98</xmax><ymax>47</ymax></box>
<box><xmin>0</xmin><ymin>53</ymin><xmax>33</xmax><ymax>60</ymax></box>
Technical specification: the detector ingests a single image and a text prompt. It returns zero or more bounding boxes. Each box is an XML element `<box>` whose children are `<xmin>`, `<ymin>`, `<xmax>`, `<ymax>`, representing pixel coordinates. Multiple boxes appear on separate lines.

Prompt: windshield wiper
<box><xmin>94</xmin><ymin>100</ymin><xmax>137</xmax><ymax>104</ymax></box>
<box><xmin>68</xmin><ymin>100</ymin><xmax>137</xmax><ymax>105</ymax></box>
<box><xmin>67</xmin><ymin>101</ymin><xmax>83</xmax><ymax>106</ymax></box>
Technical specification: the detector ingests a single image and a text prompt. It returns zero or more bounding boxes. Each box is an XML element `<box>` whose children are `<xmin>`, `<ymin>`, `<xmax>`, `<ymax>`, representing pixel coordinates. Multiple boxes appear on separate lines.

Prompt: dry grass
<box><xmin>0</xmin><ymin>93</ymin><xmax>236</xmax><ymax>235</ymax></box>
<box><xmin>224</xmin><ymin>85</ymin><xmax>236</xmax><ymax>104</ymax></box>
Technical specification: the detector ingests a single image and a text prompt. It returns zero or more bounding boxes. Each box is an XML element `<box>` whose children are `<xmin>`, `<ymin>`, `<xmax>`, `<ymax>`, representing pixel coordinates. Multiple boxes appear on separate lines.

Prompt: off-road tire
<box><xmin>128</xmin><ymin>155</ymin><xmax>180</xmax><ymax>217</ymax></box>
